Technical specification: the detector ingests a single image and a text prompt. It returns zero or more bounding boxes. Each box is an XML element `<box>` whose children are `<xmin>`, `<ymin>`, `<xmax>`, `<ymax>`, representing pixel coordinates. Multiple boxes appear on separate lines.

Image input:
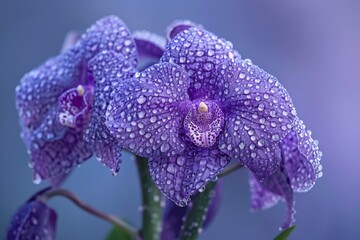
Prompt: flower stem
<box><xmin>136</xmin><ymin>156</ymin><xmax>163</xmax><ymax>240</ymax></box>
<box><xmin>40</xmin><ymin>188</ymin><xmax>137</xmax><ymax>237</ymax></box>
<box><xmin>218</xmin><ymin>162</ymin><xmax>244</xmax><ymax>178</ymax></box>
<box><xmin>179</xmin><ymin>182</ymin><xmax>217</xmax><ymax>240</ymax></box>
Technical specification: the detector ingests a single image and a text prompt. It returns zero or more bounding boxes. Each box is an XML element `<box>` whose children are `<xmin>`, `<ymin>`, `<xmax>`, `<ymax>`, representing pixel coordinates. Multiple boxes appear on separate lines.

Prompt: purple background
<box><xmin>1</xmin><ymin>0</ymin><xmax>359</xmax><ymax>239</ymax></box>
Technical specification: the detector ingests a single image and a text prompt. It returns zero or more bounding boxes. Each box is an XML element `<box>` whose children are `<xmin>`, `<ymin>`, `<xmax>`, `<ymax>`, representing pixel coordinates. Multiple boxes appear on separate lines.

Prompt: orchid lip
<box><xmin>57</xmin><ymin>85</ymin><xmax>93</xmax><ymax>128</ymax></box>
<box><xmin>184</xmin><ymin>100</ymin><xmax>224</xmax><ymax>148</ymax></box>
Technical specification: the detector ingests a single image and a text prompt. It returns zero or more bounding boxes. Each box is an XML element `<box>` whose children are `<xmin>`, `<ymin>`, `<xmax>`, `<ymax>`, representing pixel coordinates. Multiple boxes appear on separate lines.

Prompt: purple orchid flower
<box><xmin>7</xmin><ymin>188</ymin><xmax>57</xmax><ymax>240</ymax></box>
<box><xmin>15</xmin><ymin>16</ymin><xmax>138</xmax><ymax>183</ymax></box>
<box><xmin>161</xmin><ymin>180</ymin><xmax>223</xmax><ymax>240</ymax></box>
<box><xmin>250</xmin><ymin>117</ymin><xmax>322</xmax><ymax>230</ymax></box>
<box><xmin>105</xmin><ymin>21</ymin><xmax>313</xmax><ymax>208</ymax></box>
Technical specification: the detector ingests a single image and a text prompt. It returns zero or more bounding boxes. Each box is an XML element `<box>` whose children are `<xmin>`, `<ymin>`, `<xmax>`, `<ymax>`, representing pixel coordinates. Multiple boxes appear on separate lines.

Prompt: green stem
<box><xmin>40</xmin><ymin>188</ymin><xmax>137</xmax><ymax>237</ymax></box>
<box><xmin>179</xmin><ymin>182</ymin><xmax>217</xmax><ymax>240</ymax></box>
<box><xmin>136</xmin><ymin>156</ymin><xmax>163</xmax><ymax>240</ymax></box>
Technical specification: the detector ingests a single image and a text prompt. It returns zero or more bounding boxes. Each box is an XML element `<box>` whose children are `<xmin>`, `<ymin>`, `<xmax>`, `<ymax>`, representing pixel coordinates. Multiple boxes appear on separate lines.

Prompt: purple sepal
<box><xmin>133</xmin><ymin>30</ymin><xmax>166</xmax><ymax>59</ymax></box>
<box><xmin>249</xmin><ymin>167</ymin><xmax>295</xmax><ymax>231</ymax></box>
<box><xmin>85</xmin><ymin>50</ymin><xmax>136</xmax><ymax>174</ymax></box>
<box><xmin>7</xmin><ymin>189</ymin><xmax>57</xmax><ymax>240</ymax></box>
<box><xmin>166</xmin><ymin>19</ymin><xmax>202</xmax><ymax>41</ymax></box>
<box><xmin>282</xmin><ymin>118</ymin><xmax>322</xmax><ymax>192</ymax></box>
<box><xmin>160</xmin><ymin>180</ymin><xmax>223</xmax><ymax>240</ymax></box>
<box><xmin>217</xmin><ymin>59</ymin><xmax>297</xmax><ymax>180</ymax></box>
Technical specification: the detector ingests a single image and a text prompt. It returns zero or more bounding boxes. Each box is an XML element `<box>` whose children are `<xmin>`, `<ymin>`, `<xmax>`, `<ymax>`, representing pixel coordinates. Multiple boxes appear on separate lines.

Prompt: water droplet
<box><xmin>177</xmin><ymin>156</ymin><xmax>186</xmax><ymax>165</ymax></box>
<box><xmin>150</xmin><ymin>116</ymin><xmax>157</xmax><ymax>123</ymax></box>
<box><xmin>31</xmin><ymin>217</ymin><xmax>38</xmax><ymax>225</ymax></box>
<box><xmin>239</xmin><ymin>73</ymin><xmax>246</xmax><ymax>79</ymax></box>
<box><xmin>28</xmin><ymin>161</ymin><xmax>34</xmax><ymax>168</ymax></box>
<box><xmin>153</xmin><ymin>195</ymin><xmax>160</xmax><ymax>202</ymax></box>
<box><xmin>208</xmin><ymin>50</ymin><xmax>215</xmax><ymax>56</ymax></box>
<box><xmin>138</xmin><ymin>111</ymin><xmax>145</xmax><ymax>119</ymax></box>
<box><xmin>257</xmin><ymin>139</ymin><xmax>265</xmax><ymax>147</ymax></box>
<box><xmin>137</xmin><ymin>95</ymin><xmax>147</xmax><ymax>104</ymax></box>
<box><xmin>160</xmin><ymin>142</ymin><xmax>170</xmax><ymax>152</ymax></box>
<box><xmin>272</xmin><ymin>134</ymin><xmax>280</xmax><ymax>141</ymax></box>
<box><xmin>178</xmin><ymin>199</ymin><xmax>188</xmax><ymax>207</ymax></box>
<box><xmin>258</xmin><ymin>104</ymin><xmax>265</xmax><ymax>111</ymax></box>
<box><xmin>33</xmin><ymin>173</ymin><xmax>42</xmax><ymax>184</ymax></box>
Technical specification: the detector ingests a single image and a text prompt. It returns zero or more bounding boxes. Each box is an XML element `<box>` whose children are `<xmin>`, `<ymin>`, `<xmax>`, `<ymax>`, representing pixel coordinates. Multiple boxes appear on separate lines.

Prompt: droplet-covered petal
<box><xmin>106</xmin><ymin>62</ymin><xmax>190</xmax><ymax>158</ymax></box>
<box><xmin>149</xmin><ymin>146</ymin><xmax>230</xmax><ymax>206</ymax></box>
<box><xmin>218</xmin><ymin>59</ymin><xmax>297</xmax><ymax>179</ymax></box>
<box><xmin>161</xmin><ymin>27</ymin><xmax>240</xmax><ymax>99</ymax></box>
<box><xmin>15</xmin><ymin>51</ymin><xmax>83</xmax><ymax>133</ymax></box>
<box><xmin>133</xmin><ymin>30</ymin><xmax>166</xmax><ymax>59</ymax></box>
<box><xmin>85</xmin><ymin>50</ymin><xmax>135</xmax><ymax>144</ymax></box>
<box><xmin>94</xmin><ymin>143</ymin><xmax>122</xmax><ymax>174</ymax></box>
<box><xmin>281</xmin><ymin>119</ymin><xmax>322</xmax><ymax>192</ymax></box>
<box><xmin>249</xmin><ymin>174</ymin><xmax>281</xmax><ymax>211</ymax></box>
<box><xmin>7</xmin><ymin>201</ymin><xmax>57</xmax><ymax>240</ymax></box>
<box><xmin>80</xmin><ymin>15</ymin><xmax>137</xmax><ymax>64</ymax></box>
<box><xmin>249</xmin><ymin>168</ymin><xmax>295</xmax><ymax>231</ymax></box>
<box><xmin>31</xmin><ymin>117</ymin><xmax>93</xmax><ymax>182</ymax></box>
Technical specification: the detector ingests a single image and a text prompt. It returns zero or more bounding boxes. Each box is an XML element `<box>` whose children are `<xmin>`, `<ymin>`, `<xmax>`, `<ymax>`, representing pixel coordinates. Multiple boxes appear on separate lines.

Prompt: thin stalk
<box><xmin>40</xmin><ymin>188</ymin><xmax>137</xmax><ymax>237</ymax></box>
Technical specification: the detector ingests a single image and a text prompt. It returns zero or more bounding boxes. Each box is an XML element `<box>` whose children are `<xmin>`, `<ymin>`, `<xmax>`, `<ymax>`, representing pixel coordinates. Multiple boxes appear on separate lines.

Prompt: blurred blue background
<box><xmin>1</xmin><ymin>0</ymin><xmax>359</xmax><ymax>239</ymax></box>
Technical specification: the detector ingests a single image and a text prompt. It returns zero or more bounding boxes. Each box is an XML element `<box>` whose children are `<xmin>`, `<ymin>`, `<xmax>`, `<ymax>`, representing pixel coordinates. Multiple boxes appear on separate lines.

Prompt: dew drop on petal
<box><xmin>33</xmin><ymin>173</ymin><xmax>42</xmax><ymax>184</ymax></box>
<box><xmin>177</xmin><ymin>156</ymin><xmax>186</xmax><ymax>166</ymax></box>
<box><xmin>160</xmin><ymin>142</ymin><xmax>170</xmax><ymax>152</ymax></box>
<box><xmin>137</xmin><ymin>95</ymin><xmax>147</xmax><ymax>104</ymax></box>
<box><xmin>272</xmin><ymin>134</ymin><xmax>280</xmax><ymax>141</ymax></box>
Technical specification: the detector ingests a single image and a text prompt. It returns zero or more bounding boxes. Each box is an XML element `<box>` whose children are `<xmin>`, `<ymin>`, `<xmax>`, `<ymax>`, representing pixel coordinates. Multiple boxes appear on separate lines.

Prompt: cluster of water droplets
<box><xmin>281</xmin><ymin>117</ymin><xmax>323</xmax><ymax>192</ymax></box>
<box><xmin>216</xmin><ymin>58</ymin><xmax>297</xmax><ymax>179</ymax></box>
<box><xmin>161</xmin><ymin>27</ymin><xmax>240</xmax><ymax>100</ymax></box>
<box><xmin>7</xmin><ymin>201</ymin><xmax>56</xmax><ymax>240</ymax></box>
<box><xmin>148</xmin><ymin>146</ymin><xmax>229</xmax><ymax>208</ymax></box>
<box><xmin>106</xmin><ymin>63</ymin><xmax>190</xmax><ymax>158</ymax></box>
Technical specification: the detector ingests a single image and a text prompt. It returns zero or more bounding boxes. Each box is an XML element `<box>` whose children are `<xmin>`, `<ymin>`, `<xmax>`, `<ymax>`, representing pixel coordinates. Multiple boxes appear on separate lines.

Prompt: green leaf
<box><xmin>136</xmin><ymin>156</ymin><xmax>163</xmax><ymax>240</ymax></box>
<box><xmin>274</xmin><ymin>226</ymin><xmax>296</xmax><ymax>240</ymax></box>
<box><xmin>179</xmin><ymin>182</ymin><xmax>217</xmax><ymax>240</ymax></box>
<box><xmin>106</xmin><ymin>226</ymin><xmax>133</xmax><ymax>240</ymax></box>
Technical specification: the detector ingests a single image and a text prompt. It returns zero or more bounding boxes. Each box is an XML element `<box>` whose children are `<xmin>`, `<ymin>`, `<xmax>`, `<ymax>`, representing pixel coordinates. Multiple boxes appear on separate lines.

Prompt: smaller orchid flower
<box><xmin>161</xmin><ymin>180</ymin><xmax>223</xmax><ymax>240</ymax></box>
<box><xmin>7</xmin><ymin>188</ymin><xmax>57</xmax><ymax>240</ymax></box>
<box><xmin>16</xmin><ymin>16</ymin><xmax>138</xmax><ymax>183</ymax></box>
<box><xmin>250</xmin><ymin>118</ymin><xmax>322</xmax><ymax>230</ymax></box>
<box><xmin>106</xmin><ymin>22</ymin><xmax>322</xmax><ymax>210</ymax></box>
